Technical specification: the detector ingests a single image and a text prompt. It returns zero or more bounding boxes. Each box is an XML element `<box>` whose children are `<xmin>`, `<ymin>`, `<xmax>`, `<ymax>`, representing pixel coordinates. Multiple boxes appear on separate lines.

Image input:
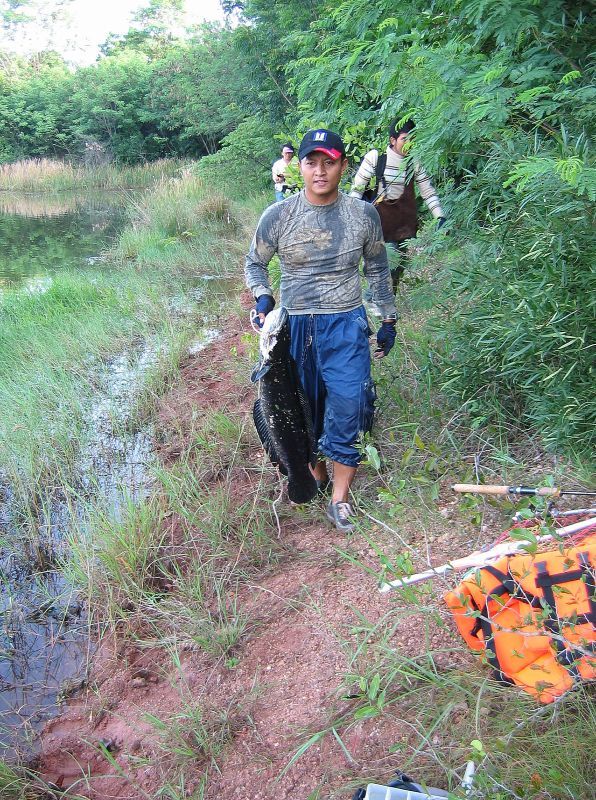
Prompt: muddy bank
<box><xmin>0</xmin><ymin>337</ymin><xmax>161</xmax><ymax>758</ymax></box>
<box><xmin>36</xmin><ymin>302</ymin><xmax>488</xmax><ymax>799</ymax></box>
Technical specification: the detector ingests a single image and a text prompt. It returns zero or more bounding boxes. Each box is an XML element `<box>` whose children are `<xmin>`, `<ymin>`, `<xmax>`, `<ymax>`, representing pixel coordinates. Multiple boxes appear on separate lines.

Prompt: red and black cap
<box><xmin>298</xmin><ymin>129</ymin><xmax>346</xmax><ymax>161</ymax></box>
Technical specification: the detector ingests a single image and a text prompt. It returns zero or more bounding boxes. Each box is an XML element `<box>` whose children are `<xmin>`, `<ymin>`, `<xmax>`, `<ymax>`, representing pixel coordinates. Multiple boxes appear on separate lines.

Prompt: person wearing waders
<box><xmin>350</xmin><ymin>119</ymin><xmax>446</xmax><ymax>295</ymax></box>
<box><xmin>245</xmin><ymin>129</ymin><xmax>397</xmax><ymax>532</ymax></box>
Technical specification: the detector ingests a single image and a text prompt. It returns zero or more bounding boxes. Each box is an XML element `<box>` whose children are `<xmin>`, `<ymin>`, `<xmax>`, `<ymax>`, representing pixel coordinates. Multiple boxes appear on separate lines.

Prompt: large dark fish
<box><xmin>252</xmin><ymin>307</ymin><xmax>318</xmax><ymax>504</ymax></box>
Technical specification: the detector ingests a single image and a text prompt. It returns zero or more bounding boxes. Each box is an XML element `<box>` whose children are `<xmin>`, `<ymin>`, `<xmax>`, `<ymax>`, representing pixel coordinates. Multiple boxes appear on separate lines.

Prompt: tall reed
<box><xmin>0</xmin><ymin>159</ymin><xmax>185</xmax><ymax>193</ymax></box>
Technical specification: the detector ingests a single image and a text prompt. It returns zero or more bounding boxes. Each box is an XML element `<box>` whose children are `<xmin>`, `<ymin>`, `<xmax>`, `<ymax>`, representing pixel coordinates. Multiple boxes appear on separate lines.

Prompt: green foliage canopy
<box><xmin>280</xmin><ymin>0</ymin><xmax>595</xmax><ymax>453</ymax></box>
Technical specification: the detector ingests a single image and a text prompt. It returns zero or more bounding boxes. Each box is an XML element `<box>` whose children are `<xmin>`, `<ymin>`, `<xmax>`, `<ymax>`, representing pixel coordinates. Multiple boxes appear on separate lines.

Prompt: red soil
<box><xmin>38</xmin><ymin>301</ymin><xmax>481</xmax><ymax>800</ymax></box>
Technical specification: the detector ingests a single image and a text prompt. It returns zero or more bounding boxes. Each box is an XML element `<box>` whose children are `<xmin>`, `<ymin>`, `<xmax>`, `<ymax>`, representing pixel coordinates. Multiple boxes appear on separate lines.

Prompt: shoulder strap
<box><xmin>375</xmin><ymin>152</ymin><xmax>387</xmax><ymax>190</ymax></box>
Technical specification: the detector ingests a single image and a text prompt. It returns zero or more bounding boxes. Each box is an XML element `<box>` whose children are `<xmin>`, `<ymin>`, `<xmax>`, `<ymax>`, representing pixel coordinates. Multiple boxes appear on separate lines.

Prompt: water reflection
<box><xmin>0</xmin><ymin>344</ymin><xmax>156</xmax><ymax>758</ymax></box>
<box><xmin>0</xmin><ymin>568</ymin><xmax>88</xmax><ymax>755</ymax></box>
<box><xmin>0</xmin><ymin>190</ymin><xmax>133</xmax><ymax>758</ymax></box>
<box><xmin>0</xmin><ymin>191</ymin><xmax>129</xmax><ymax>289</ymax></box>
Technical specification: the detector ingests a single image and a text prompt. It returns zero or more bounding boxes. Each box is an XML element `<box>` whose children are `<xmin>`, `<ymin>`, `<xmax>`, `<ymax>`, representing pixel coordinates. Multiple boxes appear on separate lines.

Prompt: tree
<box><xmin>280</xmin><ymin>0</ymin><xmax>595</xmax><ymax>452</ymax></box>
<box><xmin>0</xmin><ymin>50</ymin><xmax>74</xmax><ymax>160</ymax></box>
<box><xmin>0</xmin><ymin>0</ymin><xmax>75</xmax><ymax>55</ymax></box>
<box><xmin>100</xmin><ymin>0</ymin><xmax>185</xmax><ymax>59</ymax></box>
<box><xmin>70</xmin><ymin>51</ymin><xmax>158</xmax><ymax>163</ymax></box>
<box><xmin>220</xmin><ymin>0</ymin><xmax>323</xmax><ymax>124</ymax></box>
<box><xmin>131</xmin><ymin>0</ymin><xmax>185</xmax><ymax>35</ymax></box>
<box><xmin>150</xmin><ymin>27</ymin><xmax>260</xmax><ymax>156</ymax></box>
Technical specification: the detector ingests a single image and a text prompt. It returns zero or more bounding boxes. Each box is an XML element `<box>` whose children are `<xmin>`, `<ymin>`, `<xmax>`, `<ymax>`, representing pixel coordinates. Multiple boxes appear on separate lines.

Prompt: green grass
<box><xmin>0</xmin><ymin>763</ymin><xmax>28</xmax><ymax>800</ymax></box>
<box><xmin>0</xmin><ymin>171</ymin><xmax>265</xmax><ymax>789</ymax></box>
<box><xmin>0</xmin><ymin>175</ymin><xmax>249</xmax><ymax>519</ymax></box>
<box><xmin>0</xmin><ymin>762</ymin><xmax>75</xmax><ymax>799</ymax></box>
<box><xmin>330</xmin><ymin>648</ymin><xmax>595</xmax><ymax>798</ymax></box>
<box><xmin>56</xmin><ymin>405</ymin><xmax>269</xmax><ymax>794</ymax></box>
<box><xmin>0</xmin><ymin>158</ymin><xmax>186</xmax><ymax>193</ymax></box>
<box><xmin>111</xmin><ymin>173</ymin><xmax>244</xmax><ymax>274</ymax></box>
<box><xmin>0</xmin><ymin>270</ymin><xmax>173</xmax><ymax>508</ymax></box>
<box><xmin>0</xmin><ymin>168</ymin><xmax>258</xmax><ymax>569</ymax></box>
<box><xmin>144</xmin><ymin>700</ymin><xmax>232</xmax><ymax>766</ymax></box>
<box><xmin>66</xmin><ymin>404</ymin><xmax>278</xmax><ymax>635</ymax></box>
<box><xmin>66</xmin><ymin>496</ymin><xmax>168</xmax><ymax>611</ymax></box>
<box><xmin>117</xmin><ymin>648</ymin><xmax>249</xmax><ymax>798</ymax></box>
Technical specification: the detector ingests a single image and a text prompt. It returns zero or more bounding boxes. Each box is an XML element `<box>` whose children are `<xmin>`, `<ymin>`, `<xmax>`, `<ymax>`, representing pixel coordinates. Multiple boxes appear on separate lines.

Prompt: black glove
<box><xmin>376</xmin><ymin>320</ymin><xmax>396</xmax><ymax>357</ymax></box>
<box><xmin>255</xmin><ymin>295</ymin><xmax>275</xmax><ymax>326</ymax></box>
<box><xmin>437</xmin><ymin>216</ymin><xmax>447</xmax><ymax>230</ymax></box>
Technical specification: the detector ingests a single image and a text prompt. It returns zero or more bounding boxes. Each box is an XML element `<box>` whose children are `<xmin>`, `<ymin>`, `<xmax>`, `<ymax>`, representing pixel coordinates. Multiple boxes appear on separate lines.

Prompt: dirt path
<box><xmin>38</xmin><ymin>303</ymin><xmax>486</xmax><ymax>799</ymax></box>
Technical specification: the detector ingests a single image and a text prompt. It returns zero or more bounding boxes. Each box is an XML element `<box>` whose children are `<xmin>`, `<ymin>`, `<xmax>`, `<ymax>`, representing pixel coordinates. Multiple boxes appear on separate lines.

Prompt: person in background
<box><xmin>272</xmin><ymin>143</ymin><xmax>297</xmax><ymax>202</ymax></box>
<box><xmin>350</xmin><ymin>119</ymin><xmax>446</xmax><ymax>292</ymax></box>
<box><xmin>246</xmin><ymin>129</ymin><xmax>397</xmax><ymax>532</ymax></box>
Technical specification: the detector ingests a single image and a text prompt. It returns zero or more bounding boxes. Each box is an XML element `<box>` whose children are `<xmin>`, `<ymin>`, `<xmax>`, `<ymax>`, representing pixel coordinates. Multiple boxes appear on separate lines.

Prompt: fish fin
<box><xmin>288</xmin><ymin>475</ymin><xmax>318</xmax><ymax>504</ymax></box>
<box><xmin>253</xmin><ymin>399</ymin><xmax>288</xmax><ymax>476</ymax></box>
<box><xmin>296</xmin><ymin>384</ymin><xmax>317</xmax><ymax>467</ymax></box>
<box><xmin>251</xmin><ymin>361</ymin><xmax>272</xmax><ymax>383</ymax></box>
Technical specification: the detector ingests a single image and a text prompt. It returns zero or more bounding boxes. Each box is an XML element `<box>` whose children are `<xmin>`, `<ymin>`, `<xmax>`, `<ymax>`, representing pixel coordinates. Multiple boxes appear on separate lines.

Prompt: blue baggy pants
<box><xmin>289</xmin><ymin>306</ymin><xmax>375</xmax><ymax>467</ymax></box>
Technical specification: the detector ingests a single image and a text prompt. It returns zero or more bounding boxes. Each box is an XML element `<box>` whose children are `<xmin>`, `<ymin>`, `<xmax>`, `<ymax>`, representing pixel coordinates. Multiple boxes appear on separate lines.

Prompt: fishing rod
<box><xmin>451</xmin><ymin>483</ymin><xmax>596</xmax><ymax>498</ymax></box>
<box><xmin>522</xmin><ymin>507</ymin><xmax>596</xmax><ymax>520</ymax></box>
<box><xmin>379</xmin><ymin>516</ymin><xmax>596</xmax><ymax>592</ymax></box>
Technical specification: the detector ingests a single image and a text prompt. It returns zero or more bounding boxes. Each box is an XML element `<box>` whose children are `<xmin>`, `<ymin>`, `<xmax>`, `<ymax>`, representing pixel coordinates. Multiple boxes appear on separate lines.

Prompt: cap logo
<box><xmin>313</xmin><ymin>131</ymin><xmax>327</xmax><ymax>142</ymax></box>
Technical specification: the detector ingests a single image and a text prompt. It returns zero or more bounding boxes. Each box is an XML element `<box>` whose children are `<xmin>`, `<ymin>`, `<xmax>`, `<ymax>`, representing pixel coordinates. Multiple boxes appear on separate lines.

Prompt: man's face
<box><xmin>390</xmin><ymin>132</ymin><xmax>410</xmax><ymax>155</ymax></box>
<box><xmin>299</xmin><ymin>151</ymin><xmax>347</xmax><ymax>204</ymax></box>
<box><xmin>282</xmin><ymin>148</ymin><xmax>294</xmax><ymax>162</ymax></box>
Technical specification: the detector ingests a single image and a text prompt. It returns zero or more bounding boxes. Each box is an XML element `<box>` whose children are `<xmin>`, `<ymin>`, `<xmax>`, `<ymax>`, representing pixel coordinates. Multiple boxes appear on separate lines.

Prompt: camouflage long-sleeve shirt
<box><xmin>245</xmin><ymin>190</ymin><xmax>396</xmax><ymax>318</ymax></box>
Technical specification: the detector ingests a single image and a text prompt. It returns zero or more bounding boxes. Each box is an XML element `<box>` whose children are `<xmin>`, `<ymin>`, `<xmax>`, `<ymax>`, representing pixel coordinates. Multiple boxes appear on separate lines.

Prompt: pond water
<box><xmin>0</xmin><ymin>191</ymin><xmax>128</xmax><ymax>290</ymax></box>
<box><xmin>0</xmin><ymin>191</ymin><xmax>158</xmax><ymax>759</ymax></box>
<box><xmin>0</xmin><ymin>344</ymin><xmax>155</xmax><ymax>760</ymax></box>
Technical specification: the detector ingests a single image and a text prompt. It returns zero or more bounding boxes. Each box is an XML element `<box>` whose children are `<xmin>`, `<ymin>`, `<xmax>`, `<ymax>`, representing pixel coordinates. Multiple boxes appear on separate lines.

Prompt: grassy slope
<box><xmin>57</xmin><ymin>296</ymin><xmax>594</xmax><ymax>799</ymax></box>
<box><xmin>3</xmin><ymin>173</ymin><xmax>593</xmax><ymax>797</ymax></box>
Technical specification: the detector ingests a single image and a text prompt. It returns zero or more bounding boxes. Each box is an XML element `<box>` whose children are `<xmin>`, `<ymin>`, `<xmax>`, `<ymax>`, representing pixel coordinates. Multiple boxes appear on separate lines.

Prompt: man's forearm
<box><xmin>363</xmin><ymin>210</ymin><xmax>396</xmax><ymax>316</ymax></box>
<box><xmin>349</xmin><ymin>181</ymin><xmax>366</xmax><ymax>198</ymax></box>
<box><xmin>245</xmin><ymin>240</ymin><xmax>273</xmax><ymax>298</ymax></box>
<box><xmin>349</xmin><ymin>151</ymin><xmax>376</xmax><ymax>198</ymax></box>
<box><xmin>415</xmin><ymin>166</ymin><xmax>444</xmax><ymax>218</ymax></box>
<box><xmin>366</xmin><ymin>260</ymin><xmax>396</xmax><ymax>317</ymax></box>
<box><xmin>245</xmin><ymin>258</ymin><xmax>272</xmax><ymax>299</ymax></box>
<box><xmin>245</xmin><ymin>210</ymin><xmax>279</xmax><ymax>297</ymax></box>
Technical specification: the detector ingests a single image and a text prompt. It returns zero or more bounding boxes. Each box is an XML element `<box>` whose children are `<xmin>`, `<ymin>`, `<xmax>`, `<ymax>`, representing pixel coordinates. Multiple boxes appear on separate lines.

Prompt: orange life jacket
<box><xmin>444</xmin><ymin>534</ymin><xmax>596</xmax><ymax>703</ymax></box>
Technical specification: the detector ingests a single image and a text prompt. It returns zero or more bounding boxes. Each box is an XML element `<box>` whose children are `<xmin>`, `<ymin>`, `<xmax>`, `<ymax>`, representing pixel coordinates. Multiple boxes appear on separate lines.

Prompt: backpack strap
<box><xmin>534</xmin><ymin>551</ymin><xmax>596</xmax><ymax>626</ymax></box>
<box><xmin>475</xmin><ymin>565</ymin><xmax>551</xmax><ymax>684</ymax></box>
<box><xmin>578</xmin><ymin>551</ymin><xmax>596</xmax><ymax>623</ymax></box>
<box><xmin>363</xmin><ymin>151</ymin><xmax>387</xmax><ymax>204</ymax></box>
<box><xmin>474</xmin><ymin>565</ymin><xmax>516</xmax><ymax>684</ymax></box>
<box><xmin>533</xmin><ymin>552</ymin><xmax>596</xmax><ymax>677</ymax></box>
<box><xmin>375</xmin><ymin>152</ymin><xmax>387</xmax><ymax>193</ymax></box>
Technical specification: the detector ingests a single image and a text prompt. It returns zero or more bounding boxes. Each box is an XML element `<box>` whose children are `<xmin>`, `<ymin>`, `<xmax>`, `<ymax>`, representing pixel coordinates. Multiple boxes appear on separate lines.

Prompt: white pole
<box><xmin>379</xmin><ymin>517</ymin><xmax>596</xmax><ymax>593</ymax></box>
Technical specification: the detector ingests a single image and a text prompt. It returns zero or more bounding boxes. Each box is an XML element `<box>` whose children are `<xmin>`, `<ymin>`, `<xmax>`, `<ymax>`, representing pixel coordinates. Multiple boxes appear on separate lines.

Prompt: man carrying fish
<box><xmin>245</xmin><ymin>129</ymin><xmax>397</xmax><ymax>532</ymax></box>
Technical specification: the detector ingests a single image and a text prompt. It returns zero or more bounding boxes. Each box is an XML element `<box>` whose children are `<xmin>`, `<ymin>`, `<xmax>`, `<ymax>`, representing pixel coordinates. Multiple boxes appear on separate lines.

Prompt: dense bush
<box><xmin>196</xmin><ymin>118</ymin><xmax>280</xmax><ymax>195</ymax></box>
<box><xmin>436</xmin><ymin>138</ymin><xmax>594</xmax><ymax>452</ymax></box>
<box><xmin>0</xmin><ymin>23</ymin><xmax>280</xmax><ymax>164</ymax></box>
<box><xmin>281</xmin><ymin>0</ymin><xmax>595</xmax><ymax>455</ymax></box>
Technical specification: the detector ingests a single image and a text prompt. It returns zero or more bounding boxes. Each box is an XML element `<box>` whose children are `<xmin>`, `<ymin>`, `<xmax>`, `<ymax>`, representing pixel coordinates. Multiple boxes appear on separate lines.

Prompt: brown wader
<box><xmin>375</xmin><ymin>176</ymin><xmax>417</xmax><ymax>291</ymax></box>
